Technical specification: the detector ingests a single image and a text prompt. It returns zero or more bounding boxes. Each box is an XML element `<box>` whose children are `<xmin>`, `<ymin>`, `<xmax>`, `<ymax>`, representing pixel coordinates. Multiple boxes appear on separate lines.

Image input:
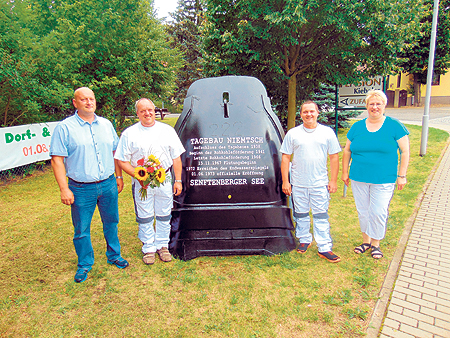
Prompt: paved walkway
<box><xmin>366</xmin><ymin>112</ymin><xmax>450</xmax><ymax>338</ymax></box>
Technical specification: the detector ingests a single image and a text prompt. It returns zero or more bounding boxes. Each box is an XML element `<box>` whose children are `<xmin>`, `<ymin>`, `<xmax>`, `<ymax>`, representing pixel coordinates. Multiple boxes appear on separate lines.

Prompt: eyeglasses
<box><xmin>368</xmin><ymin>102</ymin><xmax>384</xmax><ymax>107</ymax></box>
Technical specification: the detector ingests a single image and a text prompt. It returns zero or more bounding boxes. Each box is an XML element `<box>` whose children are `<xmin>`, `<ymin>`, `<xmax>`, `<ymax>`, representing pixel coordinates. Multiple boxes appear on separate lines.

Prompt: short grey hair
<box><xmin>134</xmin><ymin>98</ymin><xmax>155</xmax><ymax>112</ymax></box>
<box><xmin>365</xmin><ymin>90</ymin><xmax>388</xmax><ymax>106</ymax></box>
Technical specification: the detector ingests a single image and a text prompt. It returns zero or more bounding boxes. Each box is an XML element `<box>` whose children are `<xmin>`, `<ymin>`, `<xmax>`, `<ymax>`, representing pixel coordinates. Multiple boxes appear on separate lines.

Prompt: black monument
<box><xmin>169</xmin><ymin>76</ymin><xmax>296</xmax><ymax>260</ymax></box>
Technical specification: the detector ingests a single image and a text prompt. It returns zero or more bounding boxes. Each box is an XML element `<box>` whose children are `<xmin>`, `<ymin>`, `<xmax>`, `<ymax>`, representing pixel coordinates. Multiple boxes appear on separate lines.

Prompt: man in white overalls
<box><xmin>115</xmin><ymin>98</ymin><xmax>185</xmax><ymax>265</ymax></box>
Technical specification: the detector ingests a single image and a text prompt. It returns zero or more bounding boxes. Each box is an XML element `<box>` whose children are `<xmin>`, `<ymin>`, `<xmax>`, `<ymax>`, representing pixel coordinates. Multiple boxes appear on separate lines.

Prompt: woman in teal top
<box><xmin>341</xmin><ymin>90</ymin><xmax>410</xmax><ymax>259</ymax></box>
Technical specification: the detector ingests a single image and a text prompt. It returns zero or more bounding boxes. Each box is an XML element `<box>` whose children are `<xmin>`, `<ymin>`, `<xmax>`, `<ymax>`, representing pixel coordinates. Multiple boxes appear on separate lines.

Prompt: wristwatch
<box><xmin>175</xmin><ymin>180</ymin><xmax>182</xmax><ymax>183</ymax></box>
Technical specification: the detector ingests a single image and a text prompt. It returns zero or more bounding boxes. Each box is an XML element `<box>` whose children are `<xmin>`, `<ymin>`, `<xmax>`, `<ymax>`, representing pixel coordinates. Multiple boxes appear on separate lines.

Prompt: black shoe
<box><xmin>74</xmin><ymin>269</ymin><xmax>88</xmax><ymax>283</ymax></box>
<box><xmin>296</xmin><ymin>243</ymin><xmax>312</xmax><ymax>254</ymax></box>
<box><xmin>107</xmin><ymin>257</ymin><xmax>129</xmax><ymax>269</ymax></box>
<box><xmin>318</xmin><ymin>251</ymin><xmax>341</xmax><ymax>263</ymax></box>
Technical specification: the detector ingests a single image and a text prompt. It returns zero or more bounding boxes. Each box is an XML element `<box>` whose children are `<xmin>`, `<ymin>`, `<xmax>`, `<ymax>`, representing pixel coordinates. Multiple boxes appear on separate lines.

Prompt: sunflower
<box><xmin>156</xmin><ymin>168</ymin><xmax>166</xmax><ymax>183</ymax></box>
<box><xmin>148</xmin><ymin>154</ymin><xmax>160</xmax><ymax>165</ymax></box>
<box><xmin>134</xmin><ymin>167</ymin><xmax>149</xmax><ymax>182</ymax></box>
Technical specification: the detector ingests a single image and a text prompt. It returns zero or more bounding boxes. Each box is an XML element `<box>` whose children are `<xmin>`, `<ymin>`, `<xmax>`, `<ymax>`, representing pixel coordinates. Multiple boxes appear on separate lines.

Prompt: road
<box><xmin>357</xmin><ymin>105</ymin><xmax>450</xmax><ymax>126</ymax></box>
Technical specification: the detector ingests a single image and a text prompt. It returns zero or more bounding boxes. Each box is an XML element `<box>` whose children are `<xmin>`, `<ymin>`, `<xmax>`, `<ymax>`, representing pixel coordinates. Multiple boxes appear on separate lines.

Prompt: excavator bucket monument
<box><xmin>169</xmin><ymin>76</ymin><xmax>296</xmax><ymax>260</ymax></box>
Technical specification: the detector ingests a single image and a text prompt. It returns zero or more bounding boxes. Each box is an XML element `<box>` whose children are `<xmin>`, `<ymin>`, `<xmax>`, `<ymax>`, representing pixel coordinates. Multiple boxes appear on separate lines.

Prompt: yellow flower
<box><xmin>134</xmin><ymin>167</ymin><xmax>149</xmax><ymax>182</ymax></box>
<box><xmin>156</xmin><ymin>168</ymin><xmax>166</xmax><ymax>183</ymax></box>
<box><xmin>148</xmin><ymin>154</ymin><xmax>160</xmax><ymax>165</ymax></box>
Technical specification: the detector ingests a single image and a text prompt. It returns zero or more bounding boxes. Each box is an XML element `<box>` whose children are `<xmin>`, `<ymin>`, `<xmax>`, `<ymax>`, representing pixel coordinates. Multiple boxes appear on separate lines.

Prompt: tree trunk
<box><xmin>287</xmin><ymin>74</ymin><xmax>297</xmax><ymax>131</ymax></box>
<box><xmin>413</xmin><ymin>73</ymin><xmax>422</xmax><ymax>107</ymax></box>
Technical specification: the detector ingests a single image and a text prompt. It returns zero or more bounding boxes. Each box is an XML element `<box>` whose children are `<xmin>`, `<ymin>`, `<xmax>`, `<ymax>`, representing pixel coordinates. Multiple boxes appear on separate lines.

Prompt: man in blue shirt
<box><xmin>50</xmin><ymin>87</ymin><xmax>129</xmax><ymax>283</ymax></box>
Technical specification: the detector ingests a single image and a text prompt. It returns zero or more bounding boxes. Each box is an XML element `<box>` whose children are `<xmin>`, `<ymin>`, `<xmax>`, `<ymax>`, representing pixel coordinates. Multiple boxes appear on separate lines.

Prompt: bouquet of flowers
<box><xmin>134</xmin><ymin>155</ymin><xmax>166</xmax><ymax>200</ymax></box>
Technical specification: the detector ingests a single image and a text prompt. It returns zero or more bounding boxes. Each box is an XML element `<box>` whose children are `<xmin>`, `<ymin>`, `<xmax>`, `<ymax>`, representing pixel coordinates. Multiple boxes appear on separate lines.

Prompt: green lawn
<box><xmin>0</xmin><ymin>120</ymin><xmax>448</xmax><ymax>337</ymax></box>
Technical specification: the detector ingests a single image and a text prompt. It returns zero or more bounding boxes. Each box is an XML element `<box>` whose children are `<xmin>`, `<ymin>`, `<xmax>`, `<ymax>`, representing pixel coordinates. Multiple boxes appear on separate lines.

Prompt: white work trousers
<box><xmin>292</xmin><ymin>185</ymin><xmax>333</xmax><ymax>253</ymax></box>
<box><xmin>132</xmin><ymin>179</ymin><xmax>173</xmax><ymax>253</ymax></box>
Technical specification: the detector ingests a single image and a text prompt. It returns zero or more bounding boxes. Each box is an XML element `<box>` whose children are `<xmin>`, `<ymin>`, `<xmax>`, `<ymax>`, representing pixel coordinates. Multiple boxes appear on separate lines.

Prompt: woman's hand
<box><xmin>341</xmin><ymin>172</ymin><xmax>350</xmax><ymax>187</ymax></box>
<box><xmin>397</xmin><ymin>176</ymin><xmax>407</xmax><ymax>190</ymax></box>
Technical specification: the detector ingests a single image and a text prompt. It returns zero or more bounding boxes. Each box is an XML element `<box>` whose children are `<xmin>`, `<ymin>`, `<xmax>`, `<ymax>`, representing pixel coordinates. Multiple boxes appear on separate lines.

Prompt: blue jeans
<box><xmin>69</xmin><ymin>175</ymin><xmax>122</xmax><ymax>271</ymax></box>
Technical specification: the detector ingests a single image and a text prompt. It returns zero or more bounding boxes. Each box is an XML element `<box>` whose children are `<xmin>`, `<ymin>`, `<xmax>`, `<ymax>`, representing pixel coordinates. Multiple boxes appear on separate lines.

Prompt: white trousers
<box><xmin>292</xmin><ymin>185</ymin><xmax>333</xmax><ymax>252</ymax></box>
<box><xmin>351</xmin><ymin>180</ymin><xmax>395</xmax><ymax>241</ymax></box>
<box><xmin>132</xmin><ymin>179</ymin><xmax>173</xmax><ymax>253</ymax></box>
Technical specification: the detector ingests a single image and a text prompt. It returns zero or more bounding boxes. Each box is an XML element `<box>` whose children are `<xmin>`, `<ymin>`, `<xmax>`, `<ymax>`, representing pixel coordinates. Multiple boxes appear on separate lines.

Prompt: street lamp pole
<box><xmin>420</xmin><ymin>0</ymin><xmax>440</xmax><ymax>156</ymax></box>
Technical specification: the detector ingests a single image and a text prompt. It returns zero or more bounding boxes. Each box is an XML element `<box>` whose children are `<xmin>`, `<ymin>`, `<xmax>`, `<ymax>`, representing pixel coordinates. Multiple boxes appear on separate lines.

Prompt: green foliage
<box><xmin>202</xmin><ymin>0</ymin><xmax>423</xmax><ymax>129</ymax></box>
<box><xmin>397</xmin><ymin>0</ymin><xmax>450</xmax><ymax>82</ymax></box>
<box><xmin>396</xmin><ymin>0</ymin><xmax>450</xmax><ymax>104</ymax></box>
<box><xmin>278</xmin><ymin>83</ymin><xmax>360</xmax><ymax>130</ymax></box>
<box><xmin>166</xmin><ymin>0</ymin><xmax>204</xmax><ymax>106</ymax></box>
<box><xmin>0</xmin><ymin>0</ymin><xmax>182</xmax><ymax>128</ymax></box>
<box><xmin>314</xmin><ymin>83</ymin><xmax>360</xmax><ymax>130</ymax></box>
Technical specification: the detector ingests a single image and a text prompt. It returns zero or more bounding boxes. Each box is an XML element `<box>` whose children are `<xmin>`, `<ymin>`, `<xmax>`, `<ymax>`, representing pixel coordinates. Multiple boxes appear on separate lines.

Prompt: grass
<box><xmin>0</xmin><ymin>118</ymin><xmax>448</xmax><ymax>337</ymax></box>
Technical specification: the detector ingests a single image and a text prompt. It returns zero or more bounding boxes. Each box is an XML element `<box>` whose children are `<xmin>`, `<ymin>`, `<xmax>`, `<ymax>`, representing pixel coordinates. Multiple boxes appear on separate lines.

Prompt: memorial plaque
<box><xmin>169</xmin><ymin>76</ymin><xmax>296</xmax><ymax>260</ymax></box>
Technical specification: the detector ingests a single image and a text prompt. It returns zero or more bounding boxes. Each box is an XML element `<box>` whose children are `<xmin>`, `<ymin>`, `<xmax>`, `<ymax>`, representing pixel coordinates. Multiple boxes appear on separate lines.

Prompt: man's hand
<box><xmin>173</xmin><ymin>182</ymin><xmax>182</xmax><ymax>196</ymax></box>
<box><xmin>138</xmin><ymin>180</ymin><xmax>149</xmax><ymax>189</ymax></box>
<box><xmin>328</xmin><ymin>180</ymin><xmax>338</xmax><ymax>193</ymax></box>
<box><xmin>282</xmin><ymin>181</ymin><xmax>292</xmax><ymax>196</ymax></box>
<box><xmin>60</xmin><ymin>187</ymin><xmax>74</xmax><ymax>205</ymax></box>
<box><xmin>116</xmin><ymin>177</ymin><xmax>124</xmax><ymax>193</ymax></box>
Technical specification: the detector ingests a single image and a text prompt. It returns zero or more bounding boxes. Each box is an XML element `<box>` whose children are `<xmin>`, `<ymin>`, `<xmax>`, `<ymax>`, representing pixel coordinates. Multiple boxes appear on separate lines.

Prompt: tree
<box><xmin>1</xmin><ymin>0</ymin><xmax>182</xmax><ymax>129</ymax></box>
<box><xmin>202</xmin><ymin>0</ymin><xmax>423</xmax><ymax>130</ymax></box>
<box><xmin>166</xmin><ymin>0</ymin><xmax>204</xmax><ymax>106</ymax></box>
<box><xmin>397</xmin><ymin>0</ymin><xmax>450</xmax><ymax>106</ymax></box>
<box><xmin>0</xmin><ymin>0</ymin><xmax>60</xmax><ymax>126</ymax></box>
<box><xmin>313</xmin><ymin>83</ymin><xmax>360</xmax><ymax>129</ymax></box>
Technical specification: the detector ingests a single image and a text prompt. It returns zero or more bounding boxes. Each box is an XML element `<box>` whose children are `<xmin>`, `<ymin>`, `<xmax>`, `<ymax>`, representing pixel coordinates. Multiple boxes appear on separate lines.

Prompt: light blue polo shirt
<box><xmin>50</xmin><ymin>112</ymin><xmax>119</xmax><ymax>182</ymax></box>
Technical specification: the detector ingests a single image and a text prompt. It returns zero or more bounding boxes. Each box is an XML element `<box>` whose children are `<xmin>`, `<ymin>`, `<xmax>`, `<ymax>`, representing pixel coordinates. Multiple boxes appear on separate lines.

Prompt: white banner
<box><xmin>0</xmin><ymin>122</ymin><xmax>59</xmax><ymax>171</ymax></box>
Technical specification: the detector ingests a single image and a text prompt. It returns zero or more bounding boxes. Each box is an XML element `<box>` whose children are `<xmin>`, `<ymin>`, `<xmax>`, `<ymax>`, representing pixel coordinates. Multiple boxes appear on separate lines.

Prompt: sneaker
<box><xmin>143</xmin><ymin>252</ymin><xmax>156</xmax><ymax>265</ymax></box>
<box><xmin>296</xmin><ymin>243</ymin><xmax>312</xmax><ymax>254</ymax></box>
<box><xmin>74</xmin><ymin>269</ymin><xmax>88</xmax><ymax>283</ymax></box>
<box><xmin>107</xmin><ymin>257</ymin><xmax>129</xmax><ymax>269</ymax></box>
<box><xmin>157</xmin><ymin>247</ymin><xmax>172</xmax><ymax>262</ymax></box>
<box><xmin>318</xmin><ymin>251</ymin><xmax>341</xmax><ymax>263</ymax></box>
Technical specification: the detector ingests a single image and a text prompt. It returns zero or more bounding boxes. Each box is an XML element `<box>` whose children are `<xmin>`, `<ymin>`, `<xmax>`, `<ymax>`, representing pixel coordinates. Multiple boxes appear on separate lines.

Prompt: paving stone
<box><xmin>399</xmin><ymin>323</ymin><xmax>433</xmax><ymax>338</ymax></box>
<box><xmin>380</xmin><ymin>326</ymin><xmax>415</xmax><ymax>338</ymax></box>
<box><xmin>392</xmin><ymin>290</ymin><xmax>407</xmax><ymax>301</ymax></box>
<box><xmin>401</xmin><ymin>266</ymin><xmax>425</xmax><ymax>276</ymax></box>
<box><xmin>409</xmin><ymin>273</ymin><xmax>439</xmax><ymax>285</ymax></box>
<box><xmin>435</xmin><ymin>318</ymin><xmax>450</xmax><ymax>332</ymax></box>
<box><xmin>390</xmin><ymin>298</ymin><xmax>420</xmax><ymax>312</ymax></box>
<box><xmin>393</xmin><ymin>285</ymin><xmax>422</xmax><ymax>299</ymax></box>
<box><xmin>383</xmin><ymin>317</ymin><xmax>401</xmax><ymax>330</ymax></box>
<box><xmin>437</xmin><ymin>290</ymin><xmax>450</xmax><ymax>299</ymax></box>
<box><xmin>418</xmin><ymin>321</ymin><xmax>450</xmax><ymax>337</ymax></box>
<box><xmin>405</xmin><ymin>294</ymin><xmax>437</xmax><ymax>310</ymax></box>
<box><xmin>407</xmin><ymin>283</ymin><xmax>438</xmax><ymax>297</ymax></box>
<box><xmin>397</xmin><ymin>275</ymin><xmax>424</xmax><ymax>287</ymax></box>
<box><xmin>422</xmin><ymin>294</ymin><xmax>450</xmax><ymax>308</ymax></box>
<box><xmin>436</xmin><ymin>303</ymin><xmax>450</xmax><ymax>314</ymax></box>
<box><xmin>387</xmin><ymin>303</ymin><xmax>404</xmax><ymax>314</ymax></box>
<box><xmin>386</xmin><ymin>312</ymin><xmax>418</xmax><ymax>327</ymax></box>
<box><xmin>402</xmin><ymin>308</ymin><xmax>435</xmax><ymax>325</ymax></box>
<box><xmin>373</xmin><ymin>127</ymin><xmax>450</xmax><ymax>337</ymax></box>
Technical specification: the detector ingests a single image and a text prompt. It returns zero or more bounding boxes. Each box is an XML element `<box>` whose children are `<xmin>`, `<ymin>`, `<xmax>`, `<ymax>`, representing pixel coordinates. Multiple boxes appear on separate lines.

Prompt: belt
<box><xmin>68</xmin><ymin>174</ymin><xmax>114</xmax><ymax>184</ymax></box>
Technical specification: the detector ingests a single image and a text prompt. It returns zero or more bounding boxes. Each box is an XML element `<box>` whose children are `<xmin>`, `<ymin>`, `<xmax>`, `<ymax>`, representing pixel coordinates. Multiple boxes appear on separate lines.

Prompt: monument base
<box><xmin>169</xmin><ymin>205</ymin><xmax>296</xmax><ymax>261</ymax></box>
